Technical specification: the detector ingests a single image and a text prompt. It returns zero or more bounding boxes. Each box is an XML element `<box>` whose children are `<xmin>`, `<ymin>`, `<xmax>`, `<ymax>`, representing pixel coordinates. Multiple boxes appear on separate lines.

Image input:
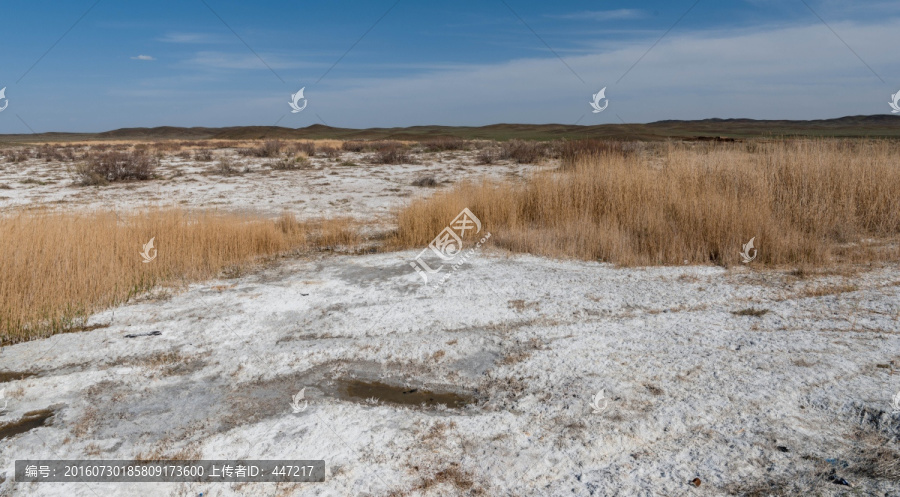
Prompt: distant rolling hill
<box><xmin>2</xmin><ymin>115</ymin><xmax>900</xmax><ymax>143</ymax></box>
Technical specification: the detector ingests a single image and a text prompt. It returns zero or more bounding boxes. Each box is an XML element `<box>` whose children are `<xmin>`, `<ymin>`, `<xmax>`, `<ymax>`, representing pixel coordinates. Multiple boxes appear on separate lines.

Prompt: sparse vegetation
<box><xmin>214</xmin><ymin>155</ymin><xmax>244</xmax><ymax>175</ymax></box>
<box><xmin>269</xmin><ymin>154</ymin><xmax>309</xmax><ymax>170</ymax></box>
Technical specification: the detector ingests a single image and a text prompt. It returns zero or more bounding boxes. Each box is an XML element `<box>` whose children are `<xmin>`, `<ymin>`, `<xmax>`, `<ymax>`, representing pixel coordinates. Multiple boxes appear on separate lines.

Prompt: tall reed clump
<box><xmin>393</xmin><ymin>139</ymin><xmax>900</xmax><ymax>267</ymax></box>
<box><xmin>0</xmin><ymin>209</ymin><xmax>360</xmax><ymax>344</ymax></box>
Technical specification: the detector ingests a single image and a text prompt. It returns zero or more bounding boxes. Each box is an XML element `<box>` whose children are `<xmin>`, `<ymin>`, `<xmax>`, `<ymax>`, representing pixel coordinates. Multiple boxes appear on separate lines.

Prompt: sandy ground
<box><xmin>2</xmin><ymin>149</ymin><xmax>900</xmax><ymax>496</ymax></box>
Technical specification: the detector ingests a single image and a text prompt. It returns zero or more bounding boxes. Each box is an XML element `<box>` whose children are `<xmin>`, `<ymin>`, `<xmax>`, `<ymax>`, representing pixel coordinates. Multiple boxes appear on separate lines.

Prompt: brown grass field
<box><xmin>393</xmin><ymin>139</ymin><xmax>900</xmax><ymax>266</ymax></box>
<box><xmin>0</xmin><ymin>209</ymin><xmax>359</xmax><ymax>344</ymax></box>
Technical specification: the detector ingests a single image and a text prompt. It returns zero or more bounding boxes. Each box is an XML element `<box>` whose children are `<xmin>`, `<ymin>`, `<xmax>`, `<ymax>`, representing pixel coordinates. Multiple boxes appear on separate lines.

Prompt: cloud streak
<box><xmin>549</xmin><ymin>9</ymin><xmax>645</xmax><ymax>21</ymax></box>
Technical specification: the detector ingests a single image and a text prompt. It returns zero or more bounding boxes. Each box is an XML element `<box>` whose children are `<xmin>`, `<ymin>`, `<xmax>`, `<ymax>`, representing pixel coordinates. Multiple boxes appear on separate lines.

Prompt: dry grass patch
<box><xmin>799</xmin><ymin>284</ymin><xmax>859</xmax><ymax>298</ymax></box>
<box><xmin>732</xmin><ymin>307</ymin><xmax>770</xmax><ymax>317</ymax></box>
<box><xmin>0</xmin><ymin>209</ymin><xmax>361</xmax><ymax>344</ymax></box>
<box><xmin>392</xmin><ymin>139</ymin><xmax>900</xmax><ymax>267</ymax></box>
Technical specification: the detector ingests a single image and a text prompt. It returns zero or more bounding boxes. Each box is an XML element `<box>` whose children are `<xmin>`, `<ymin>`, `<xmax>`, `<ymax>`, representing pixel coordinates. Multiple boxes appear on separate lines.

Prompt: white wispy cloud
<box><xmin>130</xmin><ymin>55</ymin><xmax>155</xmax><ymax>61</ymax></box>
<box><xmin>158</xmin><ymin>32</ymin><xmax>222</xmax><ymax>44</ymax></box>
<box><xmin>549</xmin><ymin>9</ymin><xmax>644</xmax><ymax>21</ymax></box>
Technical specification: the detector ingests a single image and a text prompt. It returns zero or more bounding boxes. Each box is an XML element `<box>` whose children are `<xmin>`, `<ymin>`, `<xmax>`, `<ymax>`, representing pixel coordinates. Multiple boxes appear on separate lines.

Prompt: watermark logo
<box><xmin>740</xmin><ymin>237</ymin><xmax>757</xmax><ymax>263</ymax></box>
<box><xmin>409</xmin><ymin>208</ymin><xmax>490</xmax><ymax>284</ymax></box>
<box><xmin>139</xmin><ymin>237</ymin><xmax>157</xmax><ymax>263</ymax></box>
<box><xmin>890</xmin><ymin>91</ymin><xmax>900</xmax><ymax>114</ymax></box>
<box><xmin>892</xmin><ymin>391</ymin><xmax>900</xmax><ymax>414</ymax></box>
<box><xmin>589</xmin><ymin>389</ymin><xmax>608</xmax><ymax>414</ymax></box>
<box><xmin>290</xmin><ymin>388</ymin><xmax>308</xmax><ymax>413</ymax></box>
<box><xmin>289</xmin><ymin>87</ymin><xmax>307</xmax><ymax>113</ymax></box>
<box><xmin>590</xmin><ymin>87</ymin><xmax>608</xmax><ymax>113</ymax></box>
<box><xmin>0</xmin><ymin>87</ymin><xmax>7</xmax><ymax>112</ymax></box>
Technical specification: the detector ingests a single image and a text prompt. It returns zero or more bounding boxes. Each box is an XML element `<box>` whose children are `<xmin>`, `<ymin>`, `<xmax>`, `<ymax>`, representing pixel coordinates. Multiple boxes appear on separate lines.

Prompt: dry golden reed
<box><xmin>393</xmin><ymin>139</ymin><xmax>900</xmax><ymax>266</ymax></box>
<box><xmin>0</xmin><ymin>209</ymin><xmax>359</xmax><ymax>344</ymax></box>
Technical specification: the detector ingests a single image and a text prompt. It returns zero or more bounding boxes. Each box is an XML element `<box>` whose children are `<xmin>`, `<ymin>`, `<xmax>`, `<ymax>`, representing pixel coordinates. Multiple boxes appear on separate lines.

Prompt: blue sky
<box><xmin>1</xmin><ymin>0</ymin><xmax>899</xmax><ymax>133</ymax></box>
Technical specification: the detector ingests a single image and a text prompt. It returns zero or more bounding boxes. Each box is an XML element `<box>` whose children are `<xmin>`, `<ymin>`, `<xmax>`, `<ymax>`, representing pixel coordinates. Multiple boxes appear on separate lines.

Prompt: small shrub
<box><xmin>73</xmin><ymin>151</ymin><xmax>156</xmax><ymax>185</ymax></box>
<box><xmin>500</xmin><ymin>140</ymin><xmax>548</xmax><ymax>164</ymax></box>
<box><xmin>243</xmin><ymin>139</ymin><xmax>284</xmax><ymax>158</ymax></box>
<box><xmin>372</xmin><ymin>144</ymin><xmax>411</xmax><ymax>164</ymax></box>
<box><xmin>215</xmin><ymin>156</ymin><xmax>244</xmax><ymax>175</ymax></box>
<box><xmin>193</xmin><ymin>149</ymin><xmax>214</xmax><ymax>162</ymax></box>
<box><xmin>476</xmin><ymin>148</ymin><xmax>499</xmax><ymax>165</ymax></box>
<box><xmin>412</xmin><ymin>176</ymin><xmax>439</xmax><ymax>187</ymax></box>
<box><xmin>270</xmin><ymin>155</ymin><xmax>309</xmax><ymax>170</ymax></box>
<box><xmin>35</xmin><ymin>145</ymin><xmax>68</xmax><ymax>162</ymax></box>
<box><xmin>341</xmin><ymin>141</ymin><xmax>367</xmax><ymax>152</ymax></box>
<box><xmin>7</xmin><ymin>150</ymin><xmax>28</xmax><ymax>163</ymax></box>
<box><xmin>319</xmin><ymin>146</ymin><xmax>341</xmax><ymax>159</ymax></box>
<box><xmin>290</xmin><ymin>141</ymin><xmax>316</xmax><ymax>156</ymax></box>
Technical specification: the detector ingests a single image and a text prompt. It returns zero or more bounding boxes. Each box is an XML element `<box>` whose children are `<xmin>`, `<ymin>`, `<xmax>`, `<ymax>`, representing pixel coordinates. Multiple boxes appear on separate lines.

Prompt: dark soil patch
<box><xmin>0</xmin><ymin>371</ymin><xmax>37</xmax><ymax>383</ymax></box>
<box><xmin>0</xmin><ymin>408</ymin><xmax>55</xmax><ymax>441</ymax></box>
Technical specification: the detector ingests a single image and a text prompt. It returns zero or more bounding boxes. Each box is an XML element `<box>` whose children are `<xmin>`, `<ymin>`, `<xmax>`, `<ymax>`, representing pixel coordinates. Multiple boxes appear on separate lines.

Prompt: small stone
<box><xmin>690</xmin><ymin>478</ymin><xmax>701</xmax><ymax>487</ymax></box>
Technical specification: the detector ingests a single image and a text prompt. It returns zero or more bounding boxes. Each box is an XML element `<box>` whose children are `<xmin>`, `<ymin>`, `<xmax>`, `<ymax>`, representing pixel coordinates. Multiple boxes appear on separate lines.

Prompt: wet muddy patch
<box><xmin>0</xmin><ymin>408</ymin><xmax>55</xmax><ymax>441</ymax></box>
<box><xmin>337</xmin><ymin>379</ymin><xmax>474</xmax><ymax>408</ymax></box>
<box><xmin>0</xmin><ymin>371</ymin><xmax>36</xmax><ymax>383</ymax></box>
<box><xmin>272</xmin><ymin>360</ymin><xmax>481</xmax><ymax>412</ymax></box>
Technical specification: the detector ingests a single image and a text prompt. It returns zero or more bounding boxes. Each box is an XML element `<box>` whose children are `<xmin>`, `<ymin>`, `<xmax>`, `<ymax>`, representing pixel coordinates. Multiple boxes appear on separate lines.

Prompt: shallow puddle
<box><xmin>0</xmin><ymin>409</ymin><xmax>55</xmax><ymax>440</ymax></box>
<box><xmin>338</xmin><ymin>379</ymin><xmax>474</xmax><ymax>408</ymax></box>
